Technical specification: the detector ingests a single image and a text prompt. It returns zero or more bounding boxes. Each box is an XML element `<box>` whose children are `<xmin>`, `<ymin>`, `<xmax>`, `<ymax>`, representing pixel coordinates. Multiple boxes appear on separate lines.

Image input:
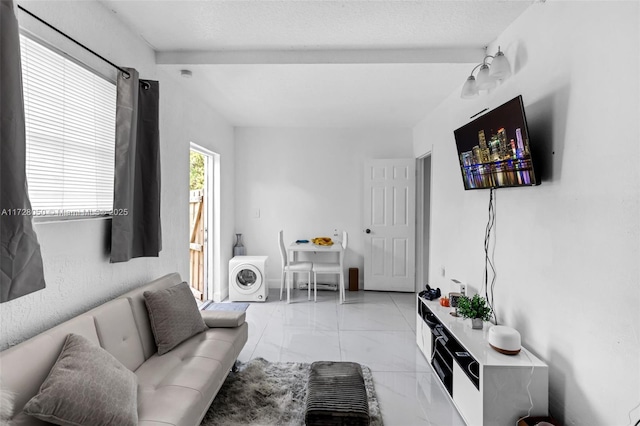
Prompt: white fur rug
<box><xmin>201</xmin><ymin>358</ymin><xmax>383</xmax><ymax>426</ymax></box>
<box><xmin>0</xmin><ymin>384</ymin><xmax>14</xmax><ymax>424</ymax></box>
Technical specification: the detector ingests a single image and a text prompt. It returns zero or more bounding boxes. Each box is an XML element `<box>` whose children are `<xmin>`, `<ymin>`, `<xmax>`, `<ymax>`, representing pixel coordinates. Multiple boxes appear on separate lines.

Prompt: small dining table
<box><xmin>288</xmin><ymin>240</ymin><xmax>343</xmax><ymax>256</ymax></box>
<box><xmin>288</xmin><ymin>240</ymin><xmax>344</xmax><ymax>292</ymax></box>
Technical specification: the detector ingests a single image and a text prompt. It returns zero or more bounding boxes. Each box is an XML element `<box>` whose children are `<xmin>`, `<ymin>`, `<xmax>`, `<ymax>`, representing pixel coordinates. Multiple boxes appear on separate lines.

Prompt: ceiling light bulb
<box><xmin>476</xmin><ymin>64</ymin><xmax>496</xmax><ymax>90</ymax></box>
<box><xmin>180</xmin><ymin>69</ymin><xmax>193</xmax><ymax>79</ymax></box>
<box><xmin>461</xmin><ymin>75</ymin><xmax>479</xmax><ymax>99</ymax></box>
<box><xmin>489</xmin><ymin>49</ymin><xmax>511</xmax><ymax>80</ymax></box>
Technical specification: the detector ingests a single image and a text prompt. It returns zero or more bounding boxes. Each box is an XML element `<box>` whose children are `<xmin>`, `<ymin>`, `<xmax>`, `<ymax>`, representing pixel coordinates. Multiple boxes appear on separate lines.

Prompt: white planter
<box><xmin>471</xmin><ymin>318</ymin><xmax>483</xmax><ymax>329</ymax></box>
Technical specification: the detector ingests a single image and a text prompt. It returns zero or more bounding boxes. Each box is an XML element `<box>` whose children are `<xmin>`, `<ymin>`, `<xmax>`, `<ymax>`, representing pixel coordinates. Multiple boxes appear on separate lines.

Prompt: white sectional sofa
<box><xmin>0</xmin><ymin>273</ymin><xmax>248</xmax><ymax>426</ymax></box>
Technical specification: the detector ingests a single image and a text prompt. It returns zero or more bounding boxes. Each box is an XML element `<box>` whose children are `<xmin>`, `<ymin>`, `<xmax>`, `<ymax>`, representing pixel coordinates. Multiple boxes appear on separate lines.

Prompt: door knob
<box><xmin>365</xmin><ymin>229</ymin><xmax>371</xmax><ymax>234</ymax></box>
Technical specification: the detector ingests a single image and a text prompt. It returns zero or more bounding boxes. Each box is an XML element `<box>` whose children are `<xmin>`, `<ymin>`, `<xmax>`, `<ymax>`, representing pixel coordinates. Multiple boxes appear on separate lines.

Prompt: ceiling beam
<box><xmin>156</xmin><ymin>48</ymin><xmax>484</xmax><ymax>65</ymax></box>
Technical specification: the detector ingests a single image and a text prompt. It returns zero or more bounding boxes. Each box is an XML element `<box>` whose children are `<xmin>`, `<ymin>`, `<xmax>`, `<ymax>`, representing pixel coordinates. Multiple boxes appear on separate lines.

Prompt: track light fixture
<box><xmin>461</xmin><ymin>46</ymin><xmax>512</xmax><ymax>99</ymax></box>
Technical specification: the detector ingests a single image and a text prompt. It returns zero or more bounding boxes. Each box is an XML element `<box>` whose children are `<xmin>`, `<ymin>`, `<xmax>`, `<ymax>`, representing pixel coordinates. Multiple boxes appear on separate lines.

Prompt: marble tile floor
<box><xmin>233</xmin><ymin>288</ymin><xmax>465</xmax><ymax>426</ymax></box>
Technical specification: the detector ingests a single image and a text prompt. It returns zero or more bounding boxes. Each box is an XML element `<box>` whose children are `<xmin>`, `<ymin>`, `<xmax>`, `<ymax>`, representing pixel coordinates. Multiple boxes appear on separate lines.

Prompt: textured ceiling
<box><xmin>103</xmin><ymin>1</ymin><xmax>534</xmax><ymax>51</ymax></box>
<box><xmin>100</xmin><ymin>0</ymin><xmax>536</xmax><ymax>127</ymax></box>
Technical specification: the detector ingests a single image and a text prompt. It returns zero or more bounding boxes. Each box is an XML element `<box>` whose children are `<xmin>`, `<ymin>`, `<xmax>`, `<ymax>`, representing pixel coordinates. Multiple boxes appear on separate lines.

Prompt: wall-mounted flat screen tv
<box><xmin>454</xmin><ymin>95</ymin><xmax>538</xmax><ymax>190</ymax></box>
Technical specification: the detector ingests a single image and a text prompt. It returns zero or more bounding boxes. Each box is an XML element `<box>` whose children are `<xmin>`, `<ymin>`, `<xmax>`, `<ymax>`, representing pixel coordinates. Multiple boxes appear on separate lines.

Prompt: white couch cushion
<box><xmin>204</xmin><ymin>326</ymin><xmax>249</xmax><ymax>356</ymax></box>
<box><xmin>134</xmin><ymin>323</ymin><xmax>248</xmax><ymax>426</ymax></box>
<box><xmin>135</xmin><ymin>340</ymin><xmax>226</xmax><ymax>426</ymax></box>
<box><xmin>92</xmin><ymin>298</ymin><xmax>146</xmax><ymax>371</ymax></box>
<box><xmin>201</xmin><ymin>310</ymin><xmax>246</xmax><ymax>328</ymax></box>
<box><xmin>118</xmin><ymin>273</ymin><xmax>183</xmax><ymax>359</ymax></box>
<box><xmin>137</xmin><ymin>384</ymin><xmax>202</xmax><ymax>426</ymax></box>
<box><xmin>0</xmin><ymin>315</ymin><xmax>99</xmax><ymax>426</ymax></box>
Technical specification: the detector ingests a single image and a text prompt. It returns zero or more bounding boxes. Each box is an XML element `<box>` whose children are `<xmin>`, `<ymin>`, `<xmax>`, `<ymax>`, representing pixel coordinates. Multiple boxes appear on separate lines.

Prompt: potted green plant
<box><xmin>457</xmin><ymin>294</ymin><xmax>492</xmax><ymax>329</ymax></box>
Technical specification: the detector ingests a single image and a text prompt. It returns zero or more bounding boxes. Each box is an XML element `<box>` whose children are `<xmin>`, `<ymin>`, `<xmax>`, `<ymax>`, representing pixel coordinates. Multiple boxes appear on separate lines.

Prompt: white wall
<box><xmin>234</xmin><ymin>128</ymin><xmax>413</xmax><ymax>289</ymax></box>
<box><xmin>1</xmin><ymin>1</ymin><xmax>235</xmax><ymax>350</ymax></box>
<box><xmin>157</xmin><ymin>69</ymin><xmax>236</xmax><ymax>304</ymax></box>
<box><xmin>413</xmin><ymin>2</ymin><xmax>639</xmax><ymax>425</ymax></box>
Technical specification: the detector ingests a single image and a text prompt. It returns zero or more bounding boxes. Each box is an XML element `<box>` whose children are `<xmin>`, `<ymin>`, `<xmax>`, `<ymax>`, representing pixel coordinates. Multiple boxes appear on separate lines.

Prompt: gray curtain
<box><xmin>110</xmin><ymin>68</ymin><xmax>162</xmax><ymax>263</ymax></box>
<box><xmin>0</xmin><ymin>0</ymin><xmax>46</xmax><ymax>302</ymax></box>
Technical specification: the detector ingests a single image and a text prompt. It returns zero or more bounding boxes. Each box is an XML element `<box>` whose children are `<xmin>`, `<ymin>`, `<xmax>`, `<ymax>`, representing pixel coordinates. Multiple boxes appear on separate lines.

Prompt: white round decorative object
<box><xmin>488</xmin><ymin>325</ymin><xmax>521</xmax><ymax>355</ymax></box>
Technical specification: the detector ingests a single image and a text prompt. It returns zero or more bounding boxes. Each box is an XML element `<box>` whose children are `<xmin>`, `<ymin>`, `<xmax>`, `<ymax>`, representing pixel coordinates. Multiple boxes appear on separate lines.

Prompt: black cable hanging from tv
<box><xmin>17</xmin><ymin>5</ymin><xmax>131</xmax><ymax>79</ymax></box>
<box><xmin>484</xmin><ymin>188</ymin><xmax>497</xmax><ymax>324</ymax></box>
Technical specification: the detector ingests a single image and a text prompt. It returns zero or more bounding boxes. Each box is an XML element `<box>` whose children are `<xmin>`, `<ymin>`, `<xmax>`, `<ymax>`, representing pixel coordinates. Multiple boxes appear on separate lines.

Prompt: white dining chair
<box><xmin>312</xmin><ymin>231</ymin><xmax>348</xmax><ymax>303</ymax></box>
<box><xmin>278</xmin><ymin>230</ymin><xmax>313</xmax><ymax>303</ymax></box>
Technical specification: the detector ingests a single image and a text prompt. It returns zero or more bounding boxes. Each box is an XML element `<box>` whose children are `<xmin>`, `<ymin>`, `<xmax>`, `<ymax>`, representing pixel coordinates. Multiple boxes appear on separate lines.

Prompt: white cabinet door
<box><xmin>363</xmin><ymin>159</ymin><xmax>416</xmax><ymax>291</ymax></box>
<box><xmin>453</xmin><ymin>362</ymin><xmax>482</xmax><ymax>426</ymax></box>
<box><xmin>416</xmin><ymin>313</ymin><xmax>425</xmax><ymax>352</ymax></box>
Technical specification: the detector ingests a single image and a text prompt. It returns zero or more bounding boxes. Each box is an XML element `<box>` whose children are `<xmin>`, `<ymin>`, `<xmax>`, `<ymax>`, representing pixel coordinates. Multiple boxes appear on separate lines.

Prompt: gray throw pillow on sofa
<box><xmin>144</xmin><ymin>281</ymin><xmax>207</xmax><ymax>355</ymax></box>
<box><xmin>23</xmin><ymin>333</ymin><xmax>138</xmax><ymax>426</ymax></box>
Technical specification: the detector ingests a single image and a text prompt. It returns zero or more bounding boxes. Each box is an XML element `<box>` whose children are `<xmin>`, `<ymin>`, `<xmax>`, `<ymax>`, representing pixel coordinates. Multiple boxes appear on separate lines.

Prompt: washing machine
<box><xmin>229</xmin><ymin>256</ymin><xmax>268</xmax><ymax>302</ymax></box>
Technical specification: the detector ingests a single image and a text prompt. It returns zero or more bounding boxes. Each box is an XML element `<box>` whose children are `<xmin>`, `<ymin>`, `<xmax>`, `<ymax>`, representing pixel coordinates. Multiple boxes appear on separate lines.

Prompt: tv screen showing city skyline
<box><xmin>454</xmin><ymin>95</ymin><xmax>538</xmax><ymax>190</ymax></box>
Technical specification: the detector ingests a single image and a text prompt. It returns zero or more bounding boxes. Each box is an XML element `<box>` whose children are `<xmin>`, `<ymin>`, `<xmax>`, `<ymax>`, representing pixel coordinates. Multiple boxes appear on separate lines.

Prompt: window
<box><xmin>20</xmin><ymin>34</ymin><xmax>116</xmax><ymax>218</ymax></box>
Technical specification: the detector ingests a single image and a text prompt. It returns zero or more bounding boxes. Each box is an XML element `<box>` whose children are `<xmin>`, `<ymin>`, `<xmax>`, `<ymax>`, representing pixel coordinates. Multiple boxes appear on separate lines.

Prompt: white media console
<box><xmin>416</xmin><ymin>295</ymin><xmax>549</xmax><ymax>425</ymax></box>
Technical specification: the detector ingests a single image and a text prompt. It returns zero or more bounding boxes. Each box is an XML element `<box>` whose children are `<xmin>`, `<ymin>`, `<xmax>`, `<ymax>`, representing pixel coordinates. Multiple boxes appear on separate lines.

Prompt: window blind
<box><xmin>20</xmin><ymin>35</ymin><xmax>116</xmax><ymax>217</ymax></box>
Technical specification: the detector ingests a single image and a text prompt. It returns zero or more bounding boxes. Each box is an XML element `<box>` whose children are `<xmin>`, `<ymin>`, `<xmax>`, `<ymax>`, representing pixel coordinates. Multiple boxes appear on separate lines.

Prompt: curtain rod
<box><xmin>17</xmin><ymin>5</ymin><xmax>131</xmax><ymax>79</ymax></box>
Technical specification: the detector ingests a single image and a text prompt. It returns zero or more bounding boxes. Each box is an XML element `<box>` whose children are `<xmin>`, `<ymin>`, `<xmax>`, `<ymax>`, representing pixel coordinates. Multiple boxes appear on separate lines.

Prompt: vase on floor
<box><xmin>233</xmin><ymin>233</ymin><xmax>246</xmax><ymax>256</ymax></box>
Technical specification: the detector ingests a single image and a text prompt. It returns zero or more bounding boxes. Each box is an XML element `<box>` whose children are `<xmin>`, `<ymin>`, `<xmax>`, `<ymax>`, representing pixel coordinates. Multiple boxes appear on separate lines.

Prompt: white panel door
<box><xmin>364</xmin><ymin>159</ymin><xmax>415</xmax><ymax>291</ymax></box>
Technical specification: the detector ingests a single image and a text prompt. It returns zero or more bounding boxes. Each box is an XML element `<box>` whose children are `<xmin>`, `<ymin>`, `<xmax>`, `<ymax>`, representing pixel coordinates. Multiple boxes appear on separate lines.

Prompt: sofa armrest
<box><xmin>201</xmin><ymin>310</ymin><xmax>246</xmax><ymax>328</ymax></box>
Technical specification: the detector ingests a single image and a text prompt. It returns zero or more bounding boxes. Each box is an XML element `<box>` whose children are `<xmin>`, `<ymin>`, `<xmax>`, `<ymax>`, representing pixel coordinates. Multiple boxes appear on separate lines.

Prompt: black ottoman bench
<box><xmin>305</xmin><ymin>361</ymin><xmax>370</xmax><ymax>426</ymax></box>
